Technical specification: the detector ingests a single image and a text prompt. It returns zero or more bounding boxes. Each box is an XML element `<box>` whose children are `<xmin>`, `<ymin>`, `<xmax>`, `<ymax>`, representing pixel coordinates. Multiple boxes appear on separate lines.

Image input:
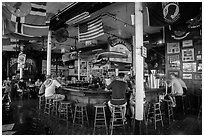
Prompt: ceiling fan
<box><xmin>52</xmin><ymin>27</ymin><xmax>77</xmax><ymax>43</ymax></box>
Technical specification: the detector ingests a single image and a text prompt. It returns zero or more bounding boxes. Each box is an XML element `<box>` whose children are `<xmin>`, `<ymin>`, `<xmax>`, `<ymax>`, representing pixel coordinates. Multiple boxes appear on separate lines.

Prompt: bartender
<box><xmin>91</xmin><ymin>75</ymin><xmax>102</xmax><ymax>88</ymax></box>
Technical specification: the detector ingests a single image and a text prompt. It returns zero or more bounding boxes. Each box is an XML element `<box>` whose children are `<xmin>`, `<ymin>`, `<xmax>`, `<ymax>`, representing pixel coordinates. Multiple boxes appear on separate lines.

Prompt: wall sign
<box><xmin>167</xmin><ymin>42</ymin><xmax>180</xmax><ymax>54</ymax></box>
<box><xmin>182</xmin><ymin>48</ymin><xmax>194</xmax><ymax>62</ymax></box>
<box><xmin>183</xmin><ymin>62</ymin><xmax>196</xmax><ymax>72</ymax></box>
<box><xmin>109</xmin><ymin>43</ymin><xmax>132</xmax><ymax>63</ymax></box>
<box><xmin>141</xmin><ymin>46</ymin><xmax>147</xmax><ymax>58</ymax></box>
<box><xmin>183</xmin><ymin>73</ymin><xmax>192</xmax><ymax>79</ymax></box>
<box><xmin>182</xmin><ymin>40</ymin><xmax>193</xmax><ymax>47</ymax></box>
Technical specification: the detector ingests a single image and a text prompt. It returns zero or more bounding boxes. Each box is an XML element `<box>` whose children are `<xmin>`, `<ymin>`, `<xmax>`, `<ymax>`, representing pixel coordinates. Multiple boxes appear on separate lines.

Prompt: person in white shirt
<box><xmin>177</xmin><ymin>78</ymin><xmax>187</xmax><ymax>95</ymax></box>
<box><xmin>170</xmin><ymin>73</ymin><xmax>183</xmax><ymax>96</ymax></box>
<box><xmin>43</xmin><ymin>75</ymin><xmax>65</xmax><ymax>101</ymax></box>
<box><xmin>168</xmin><ymin>73</ymin><xmax>183</xmax><ymax>107</ymax></box>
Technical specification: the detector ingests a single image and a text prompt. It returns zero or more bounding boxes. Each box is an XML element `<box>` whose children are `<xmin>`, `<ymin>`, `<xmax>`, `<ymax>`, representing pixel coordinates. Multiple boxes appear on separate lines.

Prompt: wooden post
<box><xmin>7</xmin><ymin>57</ymin><xmax>10</xmax><ymax>77</ymax></box>
<box><xmin>78</xmin><ymin>53</ymin><xmax>80</xmax><ymax>80</ymax></box>
<box><xmin>47</xmin><ymin>31</ymin><xmax>52</xmax><ymax>76</ymax></box>
<box><xmin>134</xmin><ymin>2</ymin><xmax>144</xmax><ymax>134</ymax></box>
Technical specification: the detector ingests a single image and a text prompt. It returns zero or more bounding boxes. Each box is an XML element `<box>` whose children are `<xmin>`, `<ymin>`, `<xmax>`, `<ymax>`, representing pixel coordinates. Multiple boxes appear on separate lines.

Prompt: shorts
<box><xmin>47</xmin><ymin>94</ymin><xmax>65</xmax><ymax>101</ymax></box>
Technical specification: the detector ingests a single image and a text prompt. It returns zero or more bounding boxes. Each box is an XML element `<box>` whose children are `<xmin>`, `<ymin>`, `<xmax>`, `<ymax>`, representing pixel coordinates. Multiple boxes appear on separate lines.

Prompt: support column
<box><xmin>7</xmin><ymin>57</ymin><xmax>10</xmax><ymax>77</ymax></box>
<box><xmin>132</xmin><ymin>36</ymin><xmax>136</xmax><ymax>74</ymax></box>
<box><xmin>134</xmin><ymin>2</ymin><xmax>144</xmax><ymax>135</ymax></box>
<box><xmin>77</xmin><ymin>54</ymin><xmax>80</xmax><ymax>80</ymax></box>
<box><xmin>20</xmin><ymin>67</ymin><xmax>23</xmax><ymax>79</ymax></box>
<box><xmin>47</xmin><ymin>31</ymin><xmax>52</xmax><ymax>76</ymax></box>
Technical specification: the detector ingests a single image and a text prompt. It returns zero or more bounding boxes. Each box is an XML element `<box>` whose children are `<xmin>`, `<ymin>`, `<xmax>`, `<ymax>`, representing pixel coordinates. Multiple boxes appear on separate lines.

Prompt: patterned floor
<box><xmin>2</xmin><ymin>97</ymin><xmax>202</xmax><ymax>135</ymax></box>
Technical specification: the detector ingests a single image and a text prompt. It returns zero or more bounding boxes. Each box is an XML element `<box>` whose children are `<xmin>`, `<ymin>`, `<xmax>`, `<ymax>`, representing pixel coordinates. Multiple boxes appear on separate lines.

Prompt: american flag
<box><xmin>78</xmin><ymin>16</ymin><xmax>104</xmax><ymax>42</ymax></box>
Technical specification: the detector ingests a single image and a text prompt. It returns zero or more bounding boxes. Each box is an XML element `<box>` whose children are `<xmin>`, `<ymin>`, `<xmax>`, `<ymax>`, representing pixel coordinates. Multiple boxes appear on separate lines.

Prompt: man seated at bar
<box><xmin>107</xmin><ymin>72</ymin><xmax>129</xmax><ymax>121</ymax></box>
<box><xmin>168</xmin><ymin>73</ymin><xmax>183</xmax><ymax>107</ymax></box>
<box><xmin>177</xmin><ymin>77</ymin><xmax>187</xmax><ymax>95</ymax></box>
<box><xmin>43</xmin><ymin>75</ymin><xmax>65</xmax><ymax>101</ymax></box>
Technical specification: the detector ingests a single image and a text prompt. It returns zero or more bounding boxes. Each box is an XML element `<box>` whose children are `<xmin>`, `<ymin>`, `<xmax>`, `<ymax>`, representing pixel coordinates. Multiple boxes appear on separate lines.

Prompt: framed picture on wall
<box><xmin>182</xmin><ymin>40</ymin><xmax>193</xmax><ymax>47</ymax></box>
<box><xmin>196</xmin><ymin>55</ymin><xmax>202</xmax><ymax>60</ymax></box>
<box><xmin>167</xmin><ymin>42</ymin><xmax>180</xmax><ymax>54</ymax></box>
<box><xmin>182</xmin><ymin>48</ymin><xmax>195</xmax><ymax>62</ymax></box>
<box><xmin>183</xmin><ymin>62</ymin><xmax>196</xmax><ymax>72</ymax></box>
<box><xmin>197</xmin><ymin>62</ymin><xmax>202</xmax><ymax>73</ymax></box>
<box><xmin>168</xmin><ymin>55</ymin><xmax>180</xmax><ymax>69</ymax></box>
<box><xmin>183</xmin><ymin>73</ymin><xmax>192</xmax><ymax>79</ymax></box>
<box><xmin>195</xmin><ymin>73</ymin><xmax>202</xmax><ymax>80</ymax></box>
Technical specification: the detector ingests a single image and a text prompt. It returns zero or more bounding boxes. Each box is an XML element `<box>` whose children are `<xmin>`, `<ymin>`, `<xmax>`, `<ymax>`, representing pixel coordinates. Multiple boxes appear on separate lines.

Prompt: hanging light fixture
<box><xmin>66</xmin><ymin>12</ymin><xmax>90</xmax><ymax>25</ymax></box>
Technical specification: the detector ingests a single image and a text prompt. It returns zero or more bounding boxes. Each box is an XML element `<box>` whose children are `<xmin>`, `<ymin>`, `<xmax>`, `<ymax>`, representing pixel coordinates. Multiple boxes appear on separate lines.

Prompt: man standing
<box><xmin>107</xmin><ymin>73</ymin><xmax>129</xmax><ymax>121</ymax></box>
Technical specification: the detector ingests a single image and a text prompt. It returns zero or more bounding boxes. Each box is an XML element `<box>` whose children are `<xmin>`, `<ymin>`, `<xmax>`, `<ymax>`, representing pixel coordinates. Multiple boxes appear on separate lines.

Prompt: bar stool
<box><xmin>163</xmin><ymin>99</ymin><xmax>174</xmax><ymax>124</ymax></box>
<box><xmin>58</xmin><ymin>101</ymin><xmax>73</xmax><ymax>122</ymax></box>
<box><xmin>52</xmin><ymin>99</ymin><xmax>61</xmax><ymax>117</ymax></box>
<box><xmin>110</xmin><ymin>105</ymin><xmax>125</xmax><ymax>135</ymax></box>
<box><xmin>147</xmin><ymin>102</ymin><xmax>164</xmax><ymax>130</ymax></box>
<box><xmin>176</xmin><ymin>95</ymin><xmax>186</xmax><ymax>115</ymax></box>
<box><xmin>38</xmin><ymin>96</ymin><xmax>45</xmax><ymax>110</ymax></box>
<box><xmin>73</xmin><ymin>103</ymin><xmax>89</xmax><ymax>126</ymax></box>
<box><xmin>93</xmin><ymin>104</ymin><xmax>108</xmax><ymax>135</ymax></box>
<box><xmin>44</xmin><ymin>97</ymin><xmax>53</xmax><ymax>115</ymax></box>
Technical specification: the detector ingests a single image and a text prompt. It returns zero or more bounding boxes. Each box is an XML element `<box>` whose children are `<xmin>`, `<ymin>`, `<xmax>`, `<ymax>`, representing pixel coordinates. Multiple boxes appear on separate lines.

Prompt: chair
<box><xmin>93</xmin><ymin>104</ymin><xmax>108</xmax><ymax>135</ymax></box>
<box><xmin>58</xmin><ymin>101</ymin><xmax>73</xmax><ymax>122</ymax></box>
<box><xmin>147</xmin><ymin>102</ymin><xmax>164</xmax><ymax>130</ymax></box>
<box><xmin>73</xmin><ymin>103</ymin><xmax>89</xmax><ymax>126</ymax></box>
<box><xmin>109</xmin><ymin>104</ymin><xmax>126</xmax><ymax>135</ymax></box>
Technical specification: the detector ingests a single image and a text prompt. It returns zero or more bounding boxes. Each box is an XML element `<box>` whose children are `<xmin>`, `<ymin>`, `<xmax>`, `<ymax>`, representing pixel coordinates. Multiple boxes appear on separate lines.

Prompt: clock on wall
<box><xmin>5</xmin><ymin>2</ymin><xmax>31</xmax><ymax>17</ymax></box>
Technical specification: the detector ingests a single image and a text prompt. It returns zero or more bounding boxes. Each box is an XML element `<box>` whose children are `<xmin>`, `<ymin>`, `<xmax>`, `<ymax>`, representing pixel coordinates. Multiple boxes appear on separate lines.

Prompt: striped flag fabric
<box><xmin>4</xmin><ymin>18</ymin><xmax>49</xmax><ymax>37</ymax></box>
<box><xmin>78</xmin><ymin>16</ymin><xmax>104</xmax><ymax>42</ymax></box>
<box><xmin>3</xmin><ymin>2</ymin><xmax>50</xmax><ymax>25</ymax></box>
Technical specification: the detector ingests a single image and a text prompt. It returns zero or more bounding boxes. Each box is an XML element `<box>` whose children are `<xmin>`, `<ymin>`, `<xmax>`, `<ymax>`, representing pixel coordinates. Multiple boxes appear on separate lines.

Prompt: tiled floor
<box><xmin>2</xmin><ymin>97</ymin><xmax>202</xmax><ymax>135</ymax></box>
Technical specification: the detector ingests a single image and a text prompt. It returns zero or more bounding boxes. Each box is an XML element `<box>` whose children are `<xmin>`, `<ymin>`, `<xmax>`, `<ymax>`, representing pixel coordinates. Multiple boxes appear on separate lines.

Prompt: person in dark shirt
<box><xmin>107</xmin><ymin>72</ymin><xmax>129</xmax><ymax>121</ymax></box>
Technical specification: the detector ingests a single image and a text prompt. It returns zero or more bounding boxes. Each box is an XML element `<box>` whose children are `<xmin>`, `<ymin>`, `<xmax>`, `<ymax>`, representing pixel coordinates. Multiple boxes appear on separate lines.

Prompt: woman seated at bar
<box><xmin>107</xmin><ymin>72</ymin><xmax>129</xmax><ymax>121</ymax></box>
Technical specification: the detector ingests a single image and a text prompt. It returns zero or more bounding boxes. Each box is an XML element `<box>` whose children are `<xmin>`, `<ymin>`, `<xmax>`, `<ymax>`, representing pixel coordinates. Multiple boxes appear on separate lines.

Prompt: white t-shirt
<box><xmin>178</xmin><ymin>78</ymin><xmax>187</xmax><ymax>89</ymax></box>
<box><xmin>171</xmin><ymin>78</ymin><xmax>183</xmax><ymax>95</ymax></box>
<box><xmin>44</xmin><ymin>79</ymin><xmax>61</xmax><ymax>97</ymax></box>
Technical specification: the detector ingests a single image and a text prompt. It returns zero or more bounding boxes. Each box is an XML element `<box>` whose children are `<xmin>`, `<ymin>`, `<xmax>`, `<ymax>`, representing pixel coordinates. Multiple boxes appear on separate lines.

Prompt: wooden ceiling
<box><xmin>3</xmin><ymin>2</ymin><xmax>162</xmax><ymax>53</ymax></box>
<box><xmin>50</xmin><ymin>2</ymin><xmax>162</xmax><ymax>53</ymax></box>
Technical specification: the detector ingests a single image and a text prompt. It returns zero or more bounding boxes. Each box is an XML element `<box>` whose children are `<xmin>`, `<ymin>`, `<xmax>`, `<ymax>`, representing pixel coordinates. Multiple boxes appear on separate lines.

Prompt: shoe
<box><xmin>172</xmin><ymin>103</ymin><xmax>176</xmax><ymax>107</ymax></box>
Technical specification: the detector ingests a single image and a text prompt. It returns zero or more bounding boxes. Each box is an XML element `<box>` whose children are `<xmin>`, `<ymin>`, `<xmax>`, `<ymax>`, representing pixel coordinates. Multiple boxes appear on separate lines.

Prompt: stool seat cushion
<box><xmin>75</xmin><ymin>103</ymin><xmax>87</xmax><ymax>106</ymax></box>
<box><xmin>94</xmin><ymin>104</ymin><xmax>106</xmax><ymax>107</ymax></box>
<box><xmin>61</xmin><ymin>101</ymin><xmax>72</xmax><ymax>104</ymax></box>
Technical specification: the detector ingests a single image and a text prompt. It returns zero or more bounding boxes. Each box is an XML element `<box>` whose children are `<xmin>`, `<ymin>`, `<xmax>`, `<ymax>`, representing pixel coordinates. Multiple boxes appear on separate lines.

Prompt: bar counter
<box><xmin>59</xmin><ymin>86</ymin><xmax>165</xmax><ymax>118</ymax></box>
<box><xmin>60</xmin><ymin>87</ymin><xmax>165</xmax><ymax>104</ymax></box>
<box><xmin>60</xmin><ymin>87</ymin><xmax>111</xmax><ymax>105</ymax></box>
